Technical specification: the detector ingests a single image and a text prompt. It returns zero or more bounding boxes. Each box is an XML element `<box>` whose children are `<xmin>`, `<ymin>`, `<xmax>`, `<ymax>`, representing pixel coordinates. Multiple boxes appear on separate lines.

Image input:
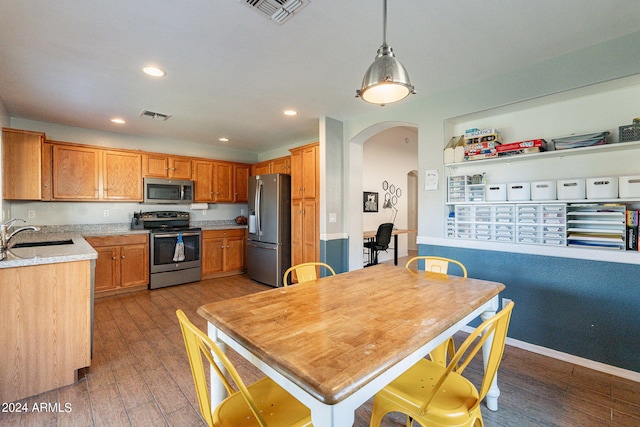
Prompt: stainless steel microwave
<box><xmin>143</xmin><ymin>178</ymin><xmax>194</xmax><ymax>204</ymax></box>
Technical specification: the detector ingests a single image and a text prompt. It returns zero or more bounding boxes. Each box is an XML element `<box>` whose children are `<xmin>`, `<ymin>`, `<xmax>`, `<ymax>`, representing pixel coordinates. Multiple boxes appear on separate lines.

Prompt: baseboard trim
<box><xmin>460</xmin><ymin>326</ymin><xmax>640</xmax><ymax>383</ymax></box>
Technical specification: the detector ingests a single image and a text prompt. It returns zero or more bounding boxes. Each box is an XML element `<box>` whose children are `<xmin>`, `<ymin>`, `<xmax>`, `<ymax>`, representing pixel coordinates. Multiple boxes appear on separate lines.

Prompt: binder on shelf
<box><xmin>626</xmin><ymin>210</ymin><xmax>639</xmax><ymax>250</ymax></box>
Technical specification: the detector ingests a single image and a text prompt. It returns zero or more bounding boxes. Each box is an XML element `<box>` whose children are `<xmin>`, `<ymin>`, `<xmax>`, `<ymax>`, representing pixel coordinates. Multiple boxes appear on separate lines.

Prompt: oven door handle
<box><xmin>153</xmin><ymin>232</ymin><xmax>201</xmax><ymax>238</ymax></box>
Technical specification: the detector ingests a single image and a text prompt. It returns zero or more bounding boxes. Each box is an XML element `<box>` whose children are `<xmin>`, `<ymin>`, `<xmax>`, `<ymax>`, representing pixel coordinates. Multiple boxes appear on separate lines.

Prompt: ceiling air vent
<box><xmin>241</xmin><ymin>0</ymin><xmax>310</xmax><ymax>25</ymax></box>
<box><xmin>139</xmin><ymin>110</ymin><xmax>172</xmax><ymax>121</ymax></box>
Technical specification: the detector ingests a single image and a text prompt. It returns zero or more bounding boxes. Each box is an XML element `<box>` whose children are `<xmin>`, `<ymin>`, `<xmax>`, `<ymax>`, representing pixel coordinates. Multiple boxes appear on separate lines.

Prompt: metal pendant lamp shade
<box><xmin>356</xmin><ymin>0</ymin><xmax>415</xmax><ymax>106</ymax></box>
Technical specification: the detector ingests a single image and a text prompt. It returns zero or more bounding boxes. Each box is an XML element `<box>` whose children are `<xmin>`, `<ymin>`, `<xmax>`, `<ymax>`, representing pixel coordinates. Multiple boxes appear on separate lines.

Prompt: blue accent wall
<box><xmin>320</xmin><ymin>238</ymin><xmax>349</xmax><ymax>274</ymax></box>
<box><xmin>419</xmin><ymin>244</ymin><xmax>640</xmax><ymax>373</ymax></box>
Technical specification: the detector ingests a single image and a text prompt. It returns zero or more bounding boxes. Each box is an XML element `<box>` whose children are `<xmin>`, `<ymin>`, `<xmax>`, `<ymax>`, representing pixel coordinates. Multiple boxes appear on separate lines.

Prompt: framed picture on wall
<box><xmin>363</xmin><ymin>192</ymin><xmax>378</xmax><ymax>212</ymax></box>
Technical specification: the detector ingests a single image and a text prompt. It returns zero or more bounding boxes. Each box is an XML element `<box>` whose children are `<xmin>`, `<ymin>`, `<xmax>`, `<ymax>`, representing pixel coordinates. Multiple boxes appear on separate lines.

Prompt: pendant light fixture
<box><xmin>356</xmin><ymin>0</ymin><xmax>416</xmax><ymax>106</ymax></box>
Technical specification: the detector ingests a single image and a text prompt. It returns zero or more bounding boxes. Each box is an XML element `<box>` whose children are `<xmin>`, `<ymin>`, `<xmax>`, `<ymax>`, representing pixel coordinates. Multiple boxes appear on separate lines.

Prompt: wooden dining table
<box><xmin>197</xmin><ymin>264</ymin><xmax>506</xmax><ymax>426</ymax></box>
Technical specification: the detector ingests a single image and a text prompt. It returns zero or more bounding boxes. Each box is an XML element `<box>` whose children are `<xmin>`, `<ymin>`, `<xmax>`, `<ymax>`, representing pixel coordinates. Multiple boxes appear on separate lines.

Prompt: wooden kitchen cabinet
<box><xmin>193</xmin><ymin>160</ymin><xmax>215</xmax><ymax>202</ymax></box>
<box><xmin>213</xmin><ymin>161</ymin><xmax>234</xmax><ymax>202</ymax></box>
<box><xmin>290</xmin><ymin>142</ymin><xmax>319</xmax><ymax>266</ymax></box>
<box><xmin>250</xmin><ymin>155</ymin><xmax>291</xmax><ymax>176</ymax></box>
<box><xmin>50</xmin><ymin>142</ymin><xmax>143</xmax><ymax>201</ymax></box>
<box><xmin>102</xmin><ymin>150</ymin><xmax>143</xmax><ymax>200</ymax></box>
<box><xmin>52</xmin><ymin>143</ymin><xmax>101</xmax><ymax>200</ymax></box>
<box><xmin>0</xmin><ymin>260</ymin><xmax>92</xmax><ymax>403</ymax></box>
<box><xmin>271</xmin><ymin>156</ymin><xmax>291</xmax><ymax>174</ymax></box>
<box><xmin>2</xmin><ymin>128</ymin><xmax>46</xmax><ymax>200</ymax></box>
<box><xmin>193</xmin><ymin>160</ymin><xmax>249</xmax><ymax>203</ymax></box>
<box><xmin>201</xmin><ymin>228</ymin><xmax>246</xmax><ymax>278</ymax></box>
<box><xmin>251</xmin><ymin>161</ymin><xmax>271</xmax><ymax>176</ymax></box>
<box><xmin>142</xmin><ymin>153</ymin><xmax>192</xmax><ymax>179</ymax></box>
<box><xmin>86</xmin><ymin>234</ymin><xmax>149</xmax><ymax>297</ymax></box>
<box><xmin>234</xmin><ymin>163</ymin><xmax>250</xmax><ymax>202</ymax></box>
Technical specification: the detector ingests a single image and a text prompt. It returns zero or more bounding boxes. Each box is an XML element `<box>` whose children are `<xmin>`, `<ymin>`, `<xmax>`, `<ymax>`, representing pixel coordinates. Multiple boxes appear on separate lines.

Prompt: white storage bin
<box><xmin>485</xmin><ymin>184</ymin><xmax>506</xmax><ymax>201</ymax></box>
<box><xmin>557</xmin><ymin>179</ymin><xmax>585</xmax><ymax>200</ymax></box>
<box><xmin>586</xmin><ymin>177</ymin><xmax>618</xmax><ymax>199</ymax></box>
<box><xmin>507</xmin><ymin>182</ymin><xmax>531</xmax><ymax>201</ymax></box>
<box><xmin>619</xmin><ymin>175</ymin><xmax>640</xmax><ymax>198</ymax></box>
<box><xmin>531</xmin><ymin>181</ymin><xmax>556</xmax><ymax>201</ymax></box>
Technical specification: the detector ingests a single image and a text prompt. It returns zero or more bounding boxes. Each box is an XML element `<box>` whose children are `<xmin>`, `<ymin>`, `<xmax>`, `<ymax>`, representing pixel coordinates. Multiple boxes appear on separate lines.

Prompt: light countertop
<box><xmin>1</xmin><ymin>232</ymin><xmax>97</xmax><ymax>269</ymax></box>
<box><xmin>1</xmin><ymin>220</ymin><xmax>247</xmax><ymax>269</ymax></box>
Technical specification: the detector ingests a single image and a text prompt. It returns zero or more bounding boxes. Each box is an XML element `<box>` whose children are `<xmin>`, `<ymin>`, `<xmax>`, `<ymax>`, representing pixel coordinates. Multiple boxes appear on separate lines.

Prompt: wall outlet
<box><xmin>502</xmin><ymin>297</ymin><xmax>513</xmax><ymax>308</ymax></box>
<box><xmin>103</xmin><ymin>210</ymin><xmax>109</xmax><ymax>217</ymax></box>
<box><xmin>28</xmin><ymin>210</ymin><xmax>36</xmax><ymax>219</ymax></box>
<box><xmin>202</xmin><ymin>209</ymin><xmax>207</xmax><ymax>216</ymax></box>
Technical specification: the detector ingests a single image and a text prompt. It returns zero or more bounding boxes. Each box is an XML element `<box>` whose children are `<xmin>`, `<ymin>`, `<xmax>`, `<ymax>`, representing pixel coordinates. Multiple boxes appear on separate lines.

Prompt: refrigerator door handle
<box><xmin>255</xmin><ymin>179</ymin><xmax>263</xmax><ymax>237</ymax></box>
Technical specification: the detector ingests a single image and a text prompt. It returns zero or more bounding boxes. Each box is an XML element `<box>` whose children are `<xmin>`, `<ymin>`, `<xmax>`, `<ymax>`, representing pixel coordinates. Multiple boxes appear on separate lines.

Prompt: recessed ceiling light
<box><xmin>284</xmin><ymin>110</ymin><xmax>298</xmax><ymax>116</ymax></box>
<box><xmin>219</xmin><ymin>137</ymin><xmax>230</xmax><ymax>142</ymax></box>
<box><xmin>111</xmin><ymin>118</ymin><xmax>126</xmax><ymax>124</ymax></box>
<box><xmin>142</xmin><ymin>66</ymin><xmax>166</xmax><ymax>77</ymax></box>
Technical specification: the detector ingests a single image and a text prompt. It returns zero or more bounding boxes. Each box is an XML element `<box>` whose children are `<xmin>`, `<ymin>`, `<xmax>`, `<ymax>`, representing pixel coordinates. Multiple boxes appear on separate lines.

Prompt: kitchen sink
<box><xmin>12</xmin><ymin>239</ymin><xmax>74</xmax><ymax>248</ymax></box>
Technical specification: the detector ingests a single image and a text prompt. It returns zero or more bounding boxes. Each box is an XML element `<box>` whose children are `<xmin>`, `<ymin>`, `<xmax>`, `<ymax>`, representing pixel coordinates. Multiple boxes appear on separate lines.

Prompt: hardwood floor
<box><xmin>2</xmin><ymin>272</ymin><xmax>638</xmax><ymax>427</ymax></box>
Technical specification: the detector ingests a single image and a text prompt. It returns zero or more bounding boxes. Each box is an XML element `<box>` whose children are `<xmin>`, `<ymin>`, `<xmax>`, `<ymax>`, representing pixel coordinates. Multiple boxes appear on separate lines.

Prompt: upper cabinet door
<box><xmin>102</xmin><ymin>151</ymin><xmax>142</xmax><ymax>201</ymax></box>
<box><xmin>52</xmin><ymin>144</ymin><xmax>100</xmax><ymax>200</ymax></box>
<box><xmin>2</xmin><ymin>128</ymin><xmax>45</xmax><ymax>200</ymax></box>
<box><xmin>142</xmin><ymin>154</ymin><xmax>192</xmax><ymax>179</ymax></box>
<box><xmin>213</xmin><ymin>162</ymin><xmax>234</xmax><ymax>203</ymax></box>
<box><xmin>234</xmin><ymin>164</ymin><xmax>250</xmax><ymax>203</ymax></box>
<box><xmin>170</xmin><ymin>157</ymin><xmax>192</xmax><ymax>180</ymax></box>
<box><xmin>193</xmin><ymin>160</ymin><xmax>214</xmax><ymax>202</ymax></box>
<box><xmin>142</xmin><ymin>153</ymin><xmax>169</xmax><ymax>177</ymax></box>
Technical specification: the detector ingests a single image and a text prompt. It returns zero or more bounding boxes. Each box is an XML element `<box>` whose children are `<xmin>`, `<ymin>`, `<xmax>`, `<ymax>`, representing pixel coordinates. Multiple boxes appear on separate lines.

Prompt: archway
<box><xmin>347</xmin><ymin>121</ymin><xmax>418</xmax><ymax>270</ymax></box>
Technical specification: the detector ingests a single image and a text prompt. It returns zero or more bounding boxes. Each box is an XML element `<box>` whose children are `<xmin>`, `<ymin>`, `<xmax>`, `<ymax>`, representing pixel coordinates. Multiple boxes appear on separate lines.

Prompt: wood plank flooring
<box><xmin>1</xmin><ymin>272</ymin><xmax>638</xmax><ymax>426</ymax></box>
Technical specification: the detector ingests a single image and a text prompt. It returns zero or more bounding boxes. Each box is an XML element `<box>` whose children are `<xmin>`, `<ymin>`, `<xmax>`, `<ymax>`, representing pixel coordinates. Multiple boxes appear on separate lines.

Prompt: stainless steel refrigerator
<box><xmin>247</xmin><ymin>173</ymin><xmax>291</xmax><ymax>287</ymax></box>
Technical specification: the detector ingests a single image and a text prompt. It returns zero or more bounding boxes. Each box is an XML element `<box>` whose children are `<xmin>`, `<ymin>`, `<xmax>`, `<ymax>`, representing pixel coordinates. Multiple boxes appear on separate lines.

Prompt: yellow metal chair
<box><xmin>405</xmin><ymin>255</ymin><xmax>468</xmax><ymax>278</ymax></box>
<box><xmin>283</xmin><ymin>262</ymin><xmax>336</xmax><ymax>286</ymax></box>
<box><xmin>176</xmin><ymin>309</ymin><xmax>312</xmax><ymax>427</ymax></box>
<box><xmin>405</xmin><ymin>256</ymin><xmax>468</xmax><ymax>367</ymax></box>
<box><xmin>369</xmin><ymin>301</ymin><xmax>514</xmax><ymax>427</ymax></box>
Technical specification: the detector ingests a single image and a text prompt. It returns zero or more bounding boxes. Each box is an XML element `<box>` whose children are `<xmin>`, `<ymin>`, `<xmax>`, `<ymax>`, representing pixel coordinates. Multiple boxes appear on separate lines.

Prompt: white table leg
<box><xmin>309</xmin><ymin>402</ymin><xmax>355</xmax><ymax>427</ymax></box>
<box><xmin>480</xmin><ymin>298</ymin><xmax>500</xmax><ymax>411</ymax></box>
<box><xmin>207</xmin><ymin>322</ymin><xmax>229</xmax><ymax>408</ymax></box>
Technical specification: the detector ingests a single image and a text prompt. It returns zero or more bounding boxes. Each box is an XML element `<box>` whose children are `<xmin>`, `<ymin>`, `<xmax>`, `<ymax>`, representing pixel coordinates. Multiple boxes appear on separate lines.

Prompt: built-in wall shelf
<box><xmin>446</xmin><ymin>198</ymin><xmax>640</xmax><ymax>206</ymax></box>
<box><xmin>445</xmin><ymin>140</ymin><xmax>640</xmax><ymax>169</ymax></box>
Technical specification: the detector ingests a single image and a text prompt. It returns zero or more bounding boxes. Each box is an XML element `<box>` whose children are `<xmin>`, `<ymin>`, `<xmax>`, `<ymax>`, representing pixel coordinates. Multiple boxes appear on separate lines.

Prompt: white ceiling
<box><xmin>1</xmin><ymin>0</ymin><xmax>639</xmax><ymax>154</ymax></box>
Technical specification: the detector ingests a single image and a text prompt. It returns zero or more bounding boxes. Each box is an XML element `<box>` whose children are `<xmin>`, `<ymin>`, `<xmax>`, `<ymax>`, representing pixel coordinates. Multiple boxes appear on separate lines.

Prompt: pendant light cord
<box><xmin>382</xmin><ymin>0</ymin><xmax>388</xmax><ymax>46</ymax></box>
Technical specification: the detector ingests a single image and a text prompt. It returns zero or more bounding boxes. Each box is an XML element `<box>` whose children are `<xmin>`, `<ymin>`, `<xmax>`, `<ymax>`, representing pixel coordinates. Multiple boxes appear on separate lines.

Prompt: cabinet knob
<box><xmin>121</xmin><ymin>255</ymin><xmax>125</xmax><ymax>259</ymax></box>
<box><xmin>112</xmin><ymin>256</ymin><xmax>117</xmax><ymax>260</ymax></box>
<box><xmin>227</xmin><ymin>245</ymin><xmax>230</xmax><ymax>249</ymax></box>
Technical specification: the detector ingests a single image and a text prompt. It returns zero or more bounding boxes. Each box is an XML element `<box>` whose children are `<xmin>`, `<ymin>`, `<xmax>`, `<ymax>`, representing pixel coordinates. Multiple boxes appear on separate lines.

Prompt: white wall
<box><xmin>362</xmin><ymin>126</ymin><xmax>418</xmax><ymax>263</ymax></box>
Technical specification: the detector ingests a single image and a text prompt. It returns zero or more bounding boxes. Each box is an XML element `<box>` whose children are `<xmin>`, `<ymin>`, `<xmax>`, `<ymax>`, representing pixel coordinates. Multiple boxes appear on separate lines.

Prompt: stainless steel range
<box><xmin>135</xmin><ymin>211</ymin><xmax>202</xmax><ymax>289</ymax></box>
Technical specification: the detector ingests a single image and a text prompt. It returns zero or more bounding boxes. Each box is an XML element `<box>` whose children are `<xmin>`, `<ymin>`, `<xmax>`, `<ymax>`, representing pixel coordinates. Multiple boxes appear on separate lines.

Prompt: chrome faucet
<box><xmin>1</xmin><ymin>218</ymin><xmax>40</xmax><ymax>259</ymax></box>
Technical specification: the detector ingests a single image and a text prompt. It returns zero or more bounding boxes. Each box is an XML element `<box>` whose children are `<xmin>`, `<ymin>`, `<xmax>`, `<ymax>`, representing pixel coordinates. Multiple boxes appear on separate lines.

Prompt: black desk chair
<box><xmin>364</xmin><ymin>223</ymin><xmax>394</xmax><ymax>266</ymax></box>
